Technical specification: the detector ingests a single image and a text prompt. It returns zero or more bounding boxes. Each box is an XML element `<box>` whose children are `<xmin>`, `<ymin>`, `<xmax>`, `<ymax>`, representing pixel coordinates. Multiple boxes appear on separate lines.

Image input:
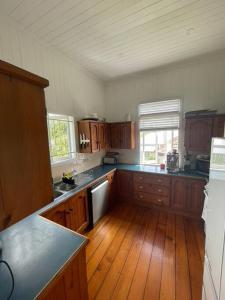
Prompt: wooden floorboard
<box><xmin>86</xmin><ymin>203</ymin><xmax>204</xmax><ymax>300</ymax></box>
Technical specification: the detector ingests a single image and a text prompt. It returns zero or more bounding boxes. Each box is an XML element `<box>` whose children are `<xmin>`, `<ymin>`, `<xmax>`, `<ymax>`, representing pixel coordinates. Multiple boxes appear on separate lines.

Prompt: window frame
<box><xmin>47</xmin><ymin>113</ymin><xmax>76</xmax><ymax>166</ymax></box>
<box><xmin>138</xmin><ymin>99</ymin><xmax>181</xmax><ymax>166</ymax></box>
<box><xmin>140</xmin><ymin>129</ymin><xmax>179</xmax><ymax>165</ymax></box>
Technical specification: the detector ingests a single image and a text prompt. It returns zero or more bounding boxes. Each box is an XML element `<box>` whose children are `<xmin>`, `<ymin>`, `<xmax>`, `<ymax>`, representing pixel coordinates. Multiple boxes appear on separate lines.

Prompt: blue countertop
<box><xmin>0</xmin><ymin>215</ymin><xmax>87</xmax><ymax>300</ymax></box>
<box><xmin>0</xmin><ymin>163</ymin><xmax>206</xmax><ymax>300</ymax></box>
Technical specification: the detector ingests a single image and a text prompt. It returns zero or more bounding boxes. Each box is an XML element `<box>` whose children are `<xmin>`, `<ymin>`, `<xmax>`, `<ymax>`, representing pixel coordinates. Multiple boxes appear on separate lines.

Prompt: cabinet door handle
<box><xmin>139</xmin><ymin>186</ymin><xmax>143</xmax><ymax>189</ymax></box>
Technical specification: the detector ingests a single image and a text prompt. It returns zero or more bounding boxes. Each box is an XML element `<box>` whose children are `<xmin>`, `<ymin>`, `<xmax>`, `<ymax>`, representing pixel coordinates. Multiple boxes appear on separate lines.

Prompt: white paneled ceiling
<box><xmin>1</xmin><ymin>0</ymin><xmax>225</xmax><ymax>79</ymax></box>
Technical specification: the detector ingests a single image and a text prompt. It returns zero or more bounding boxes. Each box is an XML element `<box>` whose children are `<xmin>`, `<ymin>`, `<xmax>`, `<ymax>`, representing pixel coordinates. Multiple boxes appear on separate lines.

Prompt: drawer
<box><xmin>135</xmin><ymin>191</ymin><xmax>170</xmax><ymax>206</ymax></box>
<box><xmin>133</xmin><ymin>173</ymin><xmax>170</xmax><ymax>187</ymax></box>
<box><xmin>134</xmin><ymin>182</ymin><xmax>170</xmax><ymax>197</ymax></box>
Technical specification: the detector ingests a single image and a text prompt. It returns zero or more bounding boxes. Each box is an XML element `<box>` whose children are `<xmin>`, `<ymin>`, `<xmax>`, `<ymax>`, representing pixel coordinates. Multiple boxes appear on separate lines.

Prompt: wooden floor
<box><xmin>85</xmin><ymin>203</ymin><xmax>205</xmax><ymax>300</ymax></box>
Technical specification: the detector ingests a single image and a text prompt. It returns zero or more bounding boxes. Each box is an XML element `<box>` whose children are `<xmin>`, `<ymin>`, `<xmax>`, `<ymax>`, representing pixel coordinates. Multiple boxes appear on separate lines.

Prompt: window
<box><xmin>139</xmin><ymin>99</ymin><xmax>180</xmax><ymax>165</ymax></box>
<box><xmin>47</xmin><ymin>113</ymin><xmax>76</xmax><ymax>164</ymax></box>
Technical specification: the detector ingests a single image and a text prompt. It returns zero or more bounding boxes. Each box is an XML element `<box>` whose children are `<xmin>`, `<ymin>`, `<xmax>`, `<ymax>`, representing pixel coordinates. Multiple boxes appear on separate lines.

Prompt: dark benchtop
<box><xmin>0</xmin><ymin>163</ymin><xmax>207</xmax><ymax>299</ymax></box>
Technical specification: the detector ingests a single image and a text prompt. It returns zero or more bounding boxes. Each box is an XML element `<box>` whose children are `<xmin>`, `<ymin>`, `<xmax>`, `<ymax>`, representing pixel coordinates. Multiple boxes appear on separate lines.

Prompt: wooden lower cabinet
<box><xmin>68</xmin><ymin>190</ymin><xmax>88</xmax><ymax>233</ymax></box>
<box><xmin>133</xmin><ymin>172</ymin><xmax>171</xmax><ymax>208</ymax></box>
<box><xmin>116</xmin><ymin>170</ymin><xmax>133</xmax><ymax>201</ymax></box>
<box><xmin>42</xmin><ymin>190</ymin><xmax>88</xmax><ymax>233</ymax></box>
<box><xmin>171</xmin><ymin>177</ymin><xmax>205</xmax><ymax>217</ymax></box>
<box><xmin>117</xmin><ymin>170</ymin><xmax>205</xmax><ymax>218</ymax></box>
<box><xmin>171</xmin><ymin>177</ymin><xmax>188</xmax><ymax>210</ymax></box>
<box><xmin>38</xmin><ymin>248</ymin><xmax>88</xmax><ymax>300</ymax></box>
<box><xmin>42</xmin><ymin>202</ymin><xmax>70</xmax><ymax>227</ymax></box>
<box><xmin>106</xmin><ymin>171</ymin><xmax>116</xmax><ymax>209</ymax></box>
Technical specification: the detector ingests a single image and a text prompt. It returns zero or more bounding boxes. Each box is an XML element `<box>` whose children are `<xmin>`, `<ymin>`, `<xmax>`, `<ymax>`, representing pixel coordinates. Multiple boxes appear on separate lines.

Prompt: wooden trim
<box><xmin>0</xmin><ymin>60</ymin><xmax>49</xmax><ymax>88</ymax></box>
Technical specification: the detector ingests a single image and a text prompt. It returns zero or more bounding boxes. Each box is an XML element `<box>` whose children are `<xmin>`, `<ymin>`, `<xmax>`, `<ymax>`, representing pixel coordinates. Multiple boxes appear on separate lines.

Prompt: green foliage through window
<box><xmin>47</xmin><ymin>114</ymin><xmax>75</xmax><ymax>164</ymax></box>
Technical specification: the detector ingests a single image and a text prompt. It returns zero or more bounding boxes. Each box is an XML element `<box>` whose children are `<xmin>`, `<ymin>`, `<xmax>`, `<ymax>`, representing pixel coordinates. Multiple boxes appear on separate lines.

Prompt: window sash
<box><xmin>47</xmin><ymin>113</ymin><xmax>75</xmax><ymax>164</ymax></box>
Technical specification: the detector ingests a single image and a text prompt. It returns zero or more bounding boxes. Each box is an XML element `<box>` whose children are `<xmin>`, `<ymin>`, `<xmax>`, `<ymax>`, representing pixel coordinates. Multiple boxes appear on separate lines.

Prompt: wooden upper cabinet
<box><xmin>0</xmin><ymin>61</ymin><xmax>52</xmax><ymax>230</ymax></box>
<box><xmin>90</xmin><ymin>122</ymin><xmax>99</xmax><ymax>152</ymax></box>
<box><xmin>213</xmin><ymin>115</ymin><xmax>225</xmax><ymax>137</ymax></box>
<box><xmin>110</xmin><ymin>121</ymin><xmax>135</xmax><ymax>149</ymax></box>
<box><xmin>184</xmin><ymin>117</ymin><xmax>213</xmax><ymax>153</ymax></box>
<box><xmin>78</xmin><ymin>120</ymin><xmax>135</xmax><ymax>152</ymax></box>
<box><xmin>110</xmin><ymin>123</ymin><xmax>121</xmax><ymax>148</ymax></box>
<box><xmin>98</xmin><ymin>122</ymin><xmax>106</xmax><ymax>150</ymax></box>
<box><xmin>105</xmin><ymin>123</ymin><xmax>111</xmax><ymax>149</ymax></box>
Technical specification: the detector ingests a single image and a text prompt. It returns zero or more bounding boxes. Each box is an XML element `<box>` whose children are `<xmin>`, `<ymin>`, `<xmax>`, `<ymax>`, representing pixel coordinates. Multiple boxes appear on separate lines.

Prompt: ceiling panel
<box><xmin>1</xmin><ymin>0</ymin><xmax>225</xmax><ymax>79</ymax></box>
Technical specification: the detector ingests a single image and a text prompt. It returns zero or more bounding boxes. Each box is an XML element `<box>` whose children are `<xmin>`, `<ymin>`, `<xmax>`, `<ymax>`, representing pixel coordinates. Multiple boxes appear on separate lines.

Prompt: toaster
<box><xmin>103</xmin><ymin>156</ymin><xmax>118</xmax><ymax>165</ymax></box>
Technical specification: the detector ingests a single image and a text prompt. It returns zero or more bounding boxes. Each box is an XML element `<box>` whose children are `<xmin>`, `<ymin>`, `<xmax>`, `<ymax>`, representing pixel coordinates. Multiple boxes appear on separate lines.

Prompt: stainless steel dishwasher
<box><xmin>88</xmin><ymin>179</ymin><xmax>109</xmax><ymax>229</ymax></box>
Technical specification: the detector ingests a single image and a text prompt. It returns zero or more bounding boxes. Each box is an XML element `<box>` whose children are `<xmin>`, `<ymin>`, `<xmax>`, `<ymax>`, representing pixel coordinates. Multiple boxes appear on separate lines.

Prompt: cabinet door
<box><xmin>121</xmin><ymin>122</ymin><xmax>135</xmax><ymax>149</ymax></box>
<box><xmin>90</xmin><ymin>122</ymin><xmax>99</xmax><ymax>152</ymax></box>
<box><xmin>171</xmin><ymin>177</ymin><xmax>188</xmax><ymax>210</ymax></box>
<box><xmin>110</xmin><ymin>123</ymin><xmax>121</xmax><ymax>148</ymax></box>
<box><xmin>105</xmin><ymin>123</ymin><xmax>111</xmax><ymax>149</ymax></box>
<box><xmin>120</xmin><ymin>122</ymin><xmax>131</xmax><ymax>149</ymax></box>
<box><xmin>187</xmin><ymin>179</ymin><xmax>205</xmax><ymax>215</ymax></box>
<box><xmin>107</xmin><ymin>171</ymin><xmax>116</xmax><ymax>209</ymax></box>
<box><xmin>185</xmin><ymin>118</ymin><xmax>213</xmax><ymax>153</ymax></box>
<box><xmin>68</xmin><ymin>191</ymin><xmax>88</xmax><ymax>232</ymax></box>
<box><xmin>98</xmin><ymin>123</ymin><xmax>106</xmax><ymax>150</ymax></box>
<box><xmin>213</xmin><ymin>115</ymin><xmax>225</xmax><ymax>137</ymax></box>
<box><xmin>43</xmin><ymin>203</ymin><xmax>70</xmax><ymax>227</ymax></box>
<box><xmin>77</xmin><ymin>121</ymin><xmax>92</xmax><ymax>153</ymax></box>
<box><xmin>116</xmin><ymin>170</ymin><xmax>133</xmax><ymax>201</ymax></box>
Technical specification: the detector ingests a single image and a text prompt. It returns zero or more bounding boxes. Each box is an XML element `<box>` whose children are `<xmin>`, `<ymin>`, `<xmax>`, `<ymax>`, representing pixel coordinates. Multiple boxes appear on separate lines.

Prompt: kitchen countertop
<box><xmin>0</xmin><ymin>163</ymin><xmax>207</xmax><ymax>300</ymax></box>
<box><xmin>115</xmin><ymin>164</ymin><xmax>208</xmax><ymax>180</ymax></box>
<box><xmin>0</xmin><ymin>215</ymin><xmax>87</xmax><ymax>300</ymax></box>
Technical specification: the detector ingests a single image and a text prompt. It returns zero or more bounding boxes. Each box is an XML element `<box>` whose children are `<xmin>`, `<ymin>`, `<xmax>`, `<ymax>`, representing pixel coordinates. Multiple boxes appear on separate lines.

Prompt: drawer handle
<box><xmin>157</xmin><ymin>199</ymin><xmax>163</xmax><ymax>202</ymax></box>
<box><xmin>157</xmin><ymin>179</ymin><xmax>162</xmax><ymax>183</ymax></box>
<box><xmin>139</xmin><ymin>186</ymin><xmax>143</xmax><ymax>189</ymax></box>
<box><xmin>158</xmin><ymin>189</ymin><xmax>162</xmax><ymax>192</ymax></box>
<box><xmin>140</xmin><ymin>195</ymin><xmax>144</xmax><ymax>199</ymax></box>
<box><xmin>139</xmin><ymin>177</ymin><xmax>143</xmax><ymax>180</ymax></box>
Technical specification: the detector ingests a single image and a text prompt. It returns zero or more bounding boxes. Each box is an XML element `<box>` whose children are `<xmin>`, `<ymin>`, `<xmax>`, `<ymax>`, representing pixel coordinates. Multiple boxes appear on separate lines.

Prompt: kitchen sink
<box><xmin>54</xmin><ymin>181</ymin><xmax>78</xmax><ymax>192</ymax></box>
<box><xmin>53</xmin><ymin>190</ymin><xmax>64</xmax><ymax>199</ymax></box>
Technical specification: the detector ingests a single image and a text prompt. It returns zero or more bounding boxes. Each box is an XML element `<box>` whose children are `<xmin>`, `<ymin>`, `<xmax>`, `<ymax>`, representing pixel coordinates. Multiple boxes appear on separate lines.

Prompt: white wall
<box><xmin>0</xmin><ymin>15</ymin><xmax>106</xmax><ymax>179</ymax></box>
<box><xmin>105</xmin><ymin>51</ymin><xmax>225</xmax><ymax>164</ymax></box>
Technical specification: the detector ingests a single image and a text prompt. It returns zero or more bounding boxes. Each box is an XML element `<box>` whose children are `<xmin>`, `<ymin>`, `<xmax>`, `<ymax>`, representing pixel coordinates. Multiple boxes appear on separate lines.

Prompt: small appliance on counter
<box><xmin>166</xmin><ymin>149</ymin><xmax>179</xmax><ymax>173</ymax></box>
<box><xmin>196</xmin><ymin>154</ymin><xmax>210</xmax><ymax>176</ymax></box>
<box><xmin>103</xmin><ymin>152</ymin><xmax>119</xmax><ymax>165</ymax></box>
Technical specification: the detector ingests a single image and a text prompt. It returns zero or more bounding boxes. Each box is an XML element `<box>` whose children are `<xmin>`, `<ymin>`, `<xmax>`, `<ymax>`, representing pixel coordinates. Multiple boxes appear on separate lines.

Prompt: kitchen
<box><xmin>1</xmin><ymin>1</ymin><xmax>225</xmax><ymax>300</ymax></box>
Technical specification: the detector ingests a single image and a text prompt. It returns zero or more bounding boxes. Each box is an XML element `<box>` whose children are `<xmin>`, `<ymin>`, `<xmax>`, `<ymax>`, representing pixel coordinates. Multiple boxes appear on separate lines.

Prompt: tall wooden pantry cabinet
<box><xmin>0</xmin><ymin>60</ymin><xmax>53</xmax><ymax>230</ymax></box>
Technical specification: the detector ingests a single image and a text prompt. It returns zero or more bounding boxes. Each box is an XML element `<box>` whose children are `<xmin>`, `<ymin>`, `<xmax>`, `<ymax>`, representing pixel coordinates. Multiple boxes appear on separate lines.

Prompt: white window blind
<box><xmin>139</xmin><ymin>99</ymin><xmax>181</xmax><ymax>130</ymax></box>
